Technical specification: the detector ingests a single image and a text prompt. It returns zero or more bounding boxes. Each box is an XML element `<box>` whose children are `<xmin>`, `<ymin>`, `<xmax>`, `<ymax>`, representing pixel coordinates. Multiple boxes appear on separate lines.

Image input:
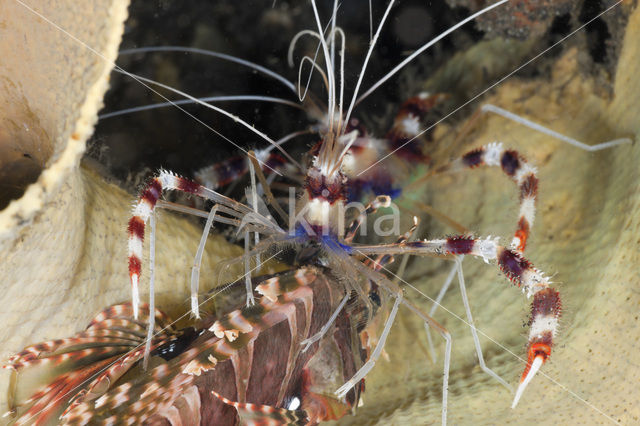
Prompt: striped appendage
<box><xmin>128</xmin><ymin>169</ymin><xmax>242</xmax><ymax>319</ymax></box>
<box><xmin>211</xmin><ymin>390</ymin><xmax>307</xmax><ymax>425</ymax></box>
<box><xmin>3</xmin><ymin>303</ymin><xmax>175</xmax><ymax>426</ymax></box>
<box><xmin>439</xmin><ymin>142</ymin><xmax>539</xmax><ymax>252</ymax></box>
<box><xmin>353</xmin><ymin>234</ymin><xmax>561</xmax><ymax>404</ymax></box>
<box><xmin>386</xmin><ymin>92</ymin><xmax>448</xmax><ymax>161</ymax></box>
<box><xmin>341</xmin><ymin>93</ymin><xmax>447</xmax><ymax>202</ymax></box>
<box><xmin>513</xmin><ymin>287</ymin><xmax>562</xmax><ymax>408</ymax></box>
<box><xmin>50</xmin><ymin>269</ymin><xmax>365</xmax><ymax>424</ymax></box>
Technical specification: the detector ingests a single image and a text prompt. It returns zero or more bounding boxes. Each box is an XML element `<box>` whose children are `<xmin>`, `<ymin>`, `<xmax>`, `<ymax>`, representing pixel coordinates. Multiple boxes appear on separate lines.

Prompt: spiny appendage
<box><xmin>386</xmin><ymin>92</ymin><xmax>449</xmax><ymax>160</ymax></box>
<box><xmin>393</xmin><ymin>235</ymin><xmax>559</xmax><ymax>404</ymax></box>
<box><xmin>63</xmin><ymin>334</ymin><xmax>216</xmax><ymax>423</ymax></box>
<box><xmin>444</xmin><ymin>237</ymin><xmax>550</xmax><ymax>296</ymax></box>
<box><xmin>128</xmin><ymin>170</ymin><xmax>204</xmax><ymax>319</ymax></box>
<box><xmin>513</xmin><ymin>287</ymin><xmax>562</xmax><ymax>408</ymax></box>
<box><xmin>492</xmin><ymin>245</ymin><xmax>561</xmax><ymax>406</ymax></box>
<box><xmin>454</xmin><ymin>237</ymin><xmax>560</xmax><ymax>406</ymax></box>
<box><xmin>63</xmin><ymin>366</ymin><xmax>194</xmax><ymax>425</ymax></box>
<box><xmin>211</xmin><ymin>390</ymin><xmax>308</xmax><ymax>425</ymax></box>
<box><xmin>3</xmin><ymin>304</ymin><xmax>175</xmax><ymax>424</ymax></box>
<box><xmin>382</xmin><ymin>234</ymin><xmax>548</xmax><ymax>295</ymax></box>
<box><xmin>64</xmin><ymin>271</ymin><xmax>320</xmax><ymax>423</ymax></box>
<box><xmin>4</xmin><ymin>303</ymin><xmax>169</xmax><ymax>371</ymax></box>
<box><xmin>450</xmin><ymin>142</ymin><xmax>538</xmax><ymax>252</ymax></box>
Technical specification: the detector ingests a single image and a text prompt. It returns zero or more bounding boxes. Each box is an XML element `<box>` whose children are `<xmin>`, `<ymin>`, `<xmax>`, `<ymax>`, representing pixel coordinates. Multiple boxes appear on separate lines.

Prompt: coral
<box><xmin>0</xmin><ymin>0</ymin><xmax>242</xmax><ymax>416</ymax></box>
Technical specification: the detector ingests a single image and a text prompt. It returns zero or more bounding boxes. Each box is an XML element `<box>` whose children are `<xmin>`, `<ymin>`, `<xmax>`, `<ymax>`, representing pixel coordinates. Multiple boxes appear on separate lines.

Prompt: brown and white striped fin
<box><xmin>211</xmin><ymin>390</ymin><xmax>308</xmax><ymax>425</ymax></box>
<box><xmin>6</xmin><ymin>268</ymin><xmax>367</xmax><ymax>425</ymax></box>
<box><xmin>3</xmin><ymin>303</ymin><xmax>175</xmax><ymax>426</ymax></box>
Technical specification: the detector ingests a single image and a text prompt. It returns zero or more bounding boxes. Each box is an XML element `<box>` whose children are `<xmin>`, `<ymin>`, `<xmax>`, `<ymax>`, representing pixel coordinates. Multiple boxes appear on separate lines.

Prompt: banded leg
<box><xmin>407</xmin><ymin>145</ymin><xmax>537</xmax><ymax>367</ymax></box>
<box><xmin>194</xmin><ymin>151</ymin><xmax>288</xmax><ymax>190</ymax></box>
<box><xmin>408</xmin><ymin>147</ymin><xmax>539</xmax><ymax>370</ymax></box>
<box><xmin>513</xmin><ymin>286</ymin><xmax>561</xmax><ymax>407</ymax></box>
<box><xmin>128</xmin><ymin>170</ymin><xmax>254</xmax><ymax>319</ymax></box>
<box><xmin>429</xmin><ymin>142</ymin><xmax>539</xmax><ymax>252</ymax></box>
<box><xmin>385</xmin><ymin>92</ymin><xmax>449</xmax><ymax>161</ymax></box>
<box><xmin>127</xmin><ymin>168</ymin><xmax>290</xmax><ymax>321</ymax></box>
<box><xmin>417</xmin><ymin>102</ymin><xmax>633</xmax><ymax>252</ymax></box>
<box><xmin>353</xmin><ymin>235</ymin><xmax>562</xmax><ymax>406</ymax></box>
<box><xmin>342</xmin><ymin>93</ymin><xmax>448</xmax><ymax>201</ymax></box>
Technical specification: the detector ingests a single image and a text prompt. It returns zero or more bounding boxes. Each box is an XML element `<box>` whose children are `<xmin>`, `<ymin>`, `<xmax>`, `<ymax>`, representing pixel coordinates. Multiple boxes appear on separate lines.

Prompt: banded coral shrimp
<box><xmin>102</xmin><ymin>0</ymin><xmax>636</xmax><ymax>422</ymax></box>
<box><xmin>5</xmin><ymin>0</ymin><xmax>640</xmax><ymax>424</ymax></box>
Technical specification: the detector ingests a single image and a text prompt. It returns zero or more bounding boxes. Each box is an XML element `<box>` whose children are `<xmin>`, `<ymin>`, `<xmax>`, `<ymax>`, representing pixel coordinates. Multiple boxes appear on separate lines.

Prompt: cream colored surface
<box><xmin>0</xmin><ymin>1</ymin><xmax>637</xmax><ymax>425</ymax></box>
<box><xmin>0</xmin><ymin>0</ymin><xmax>244</xmax><ymax>418</ymax></box>
<box><xmin>338</xmin><ymin>6</ymin><xmax>640</xmax><ymax>426</ymax></box>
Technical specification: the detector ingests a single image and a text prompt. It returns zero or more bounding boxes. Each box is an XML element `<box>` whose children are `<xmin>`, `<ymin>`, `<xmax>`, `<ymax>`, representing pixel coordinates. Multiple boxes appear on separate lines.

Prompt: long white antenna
<box><xmin>99</xmin><ymin>95</ymin><xmax>303</xmax><ymax>120</ymax></box>
<box><xmin>342</xmin><ymin>0</ymin><xmax>396</xmax><ymax>133</ymax></box>
<box><xmin>357</xmin><ymin>0</ymin><xmax>628</xmax><ymax>177</ymax></box>
<box><xmin>113</xmin><ymin>69</ymin><xmax>303</xmax><ymax>172</ymax></box>
<box><xmin>354</xmin><ymin>0</ymin><xmax>509</xmax><ymax>107</ymax></box>
<box><xmin>334</xmin><ymin>27</ymin><xmax>346</xmax><ymax>130</ymax></box>
<box><xmin>298</xmin><ymin>55</ymin><xmax>331</xmax><ymax>102</ymax></box>
<box><xmin>119</xmin><ymin>46</ymin><xmax>297</xmax><ymax>94</ymax></box>
<box><xmin>310</xmin><ymin>0</ymin><xmax>336</xmax><ymax>130</ymax></box>
<box><xmin>330</xmin><ymin>0</ymin><xmax>338</xmax><ymax>78</ymax></box>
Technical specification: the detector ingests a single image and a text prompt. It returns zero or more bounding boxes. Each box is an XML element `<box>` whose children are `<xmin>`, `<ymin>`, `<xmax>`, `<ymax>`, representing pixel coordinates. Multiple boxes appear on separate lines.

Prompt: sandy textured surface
<box><xmin>0</xmin><ymin>0</ymin><xmax>244</xmax><ymax>417</ymax></box>
<box><xmin>0</xmin><ymin>1</ymin><xmax>638</xmax><ymax>425</ymax></box>
<box><xmin>0</xmin><ymin>0</ymin><xmax>128</xmax><ymax>415</ymax></box>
